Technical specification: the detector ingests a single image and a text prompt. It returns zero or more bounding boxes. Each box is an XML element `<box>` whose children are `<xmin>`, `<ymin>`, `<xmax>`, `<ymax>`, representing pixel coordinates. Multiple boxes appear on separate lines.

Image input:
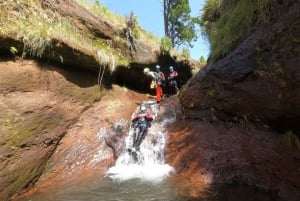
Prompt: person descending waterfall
<box><xmin>144</xmin><ymin>67</ymin><xmax>164</xmax><ymax>104</ymax></box>
<box><xmin>106</xmin><ymin>99</ymin><xmax>175</xmax><ymax>181</ymax></box>
<box><xmin>129</xmin><ymin>104</ymin><xmax>154</xmax><ymax>153</ymax></box>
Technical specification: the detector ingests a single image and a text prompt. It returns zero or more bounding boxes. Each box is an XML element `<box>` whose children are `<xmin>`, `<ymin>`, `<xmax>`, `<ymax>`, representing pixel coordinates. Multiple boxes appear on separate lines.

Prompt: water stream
<box><xmin>106</xmin><ymin>100</ymin><xmax>175</xmax><ymax>182</ymax></box>
<box><xmin>16</xmin><ymin>101</ymin><xmax>275</xmax><ymax>201</ymax></box>
<box><xmin>17</xmin><ymin>101</ymin><xmax>181</xmax><ymax>201</ymax></box>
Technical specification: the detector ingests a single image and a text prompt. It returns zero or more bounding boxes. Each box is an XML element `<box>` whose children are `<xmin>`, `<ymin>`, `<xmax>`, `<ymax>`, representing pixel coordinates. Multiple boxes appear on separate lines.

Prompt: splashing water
<box><xmin>106</xmin><ymin>101</ymin><xmax>175</xmax><ymax>182</ymax></box>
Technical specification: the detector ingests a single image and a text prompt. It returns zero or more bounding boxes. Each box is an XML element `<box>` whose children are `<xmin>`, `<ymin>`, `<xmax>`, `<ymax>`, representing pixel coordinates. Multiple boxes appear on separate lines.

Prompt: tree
<box><xmin>163</xmin><ymin>0</ymin><xmax>199</xmax><ymax>48</ymax></box>
<box><xmin>199</xmin><ymin>55</ymin><xmax>206</xmax><ymax>65</ymax></box>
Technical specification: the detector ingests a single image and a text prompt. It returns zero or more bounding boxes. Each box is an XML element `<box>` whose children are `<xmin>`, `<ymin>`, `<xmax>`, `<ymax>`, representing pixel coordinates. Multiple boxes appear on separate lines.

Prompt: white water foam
<box><xmin>107</xmin><ymin>163</ymin><xmax>174</xmax><ymax>182</ymax></box>
<box><xmin>105</xmin><ymin>102</ymin><xmax>176</xmax><ymax>182</ymax></box>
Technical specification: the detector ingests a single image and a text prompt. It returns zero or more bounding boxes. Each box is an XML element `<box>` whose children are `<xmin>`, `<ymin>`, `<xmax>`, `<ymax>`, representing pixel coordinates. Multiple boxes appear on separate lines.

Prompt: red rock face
<box><xmin>0</xmin><ymin>60</ymin><xmax>147</xmax><ymax>200</ymax></box>
<box><xmin>179</xmin><ymin>0</ymin><xmax>300</xmax><ymax>133</ymax></box>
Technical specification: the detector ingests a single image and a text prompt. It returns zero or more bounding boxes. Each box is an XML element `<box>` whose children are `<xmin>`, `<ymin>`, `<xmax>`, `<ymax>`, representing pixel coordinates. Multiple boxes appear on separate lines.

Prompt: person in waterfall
<box><xmin>131</xmin><ymin>104</ymin><xmax>154</xmax><ymax>151</ymax></box>
<box><xmin>143</xmin><ymin>67</ymin><xmax>164</xmax><ymax>104</ymax></box>
<box><xmin>167</xmin><ymin>66</ymin><xmax>179</xmax><ymax>94</ymax></box>
<box><xmin>131</xmin><ymin>104</ymin><xmax>154</xmax><ymax>125</ymax></box>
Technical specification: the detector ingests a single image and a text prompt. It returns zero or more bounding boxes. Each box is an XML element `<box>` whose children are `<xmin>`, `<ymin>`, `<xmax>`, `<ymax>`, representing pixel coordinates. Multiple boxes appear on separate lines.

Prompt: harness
<box><xmin>152</xmin><ymin>72</ymin><xmax>164</xmax><ymax>85</ymax></box>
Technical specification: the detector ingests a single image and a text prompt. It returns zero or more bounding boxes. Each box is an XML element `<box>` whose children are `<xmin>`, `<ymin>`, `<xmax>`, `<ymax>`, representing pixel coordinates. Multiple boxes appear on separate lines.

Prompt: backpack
<box><xmin>153</xmin><ymin>72</ymin><xmax>164</xmax><ymax>85</ymax></box>
<box><xmin>154</xmin><ymin>72</ymin><xmax>164</xmax><ymax>81</ymax></box>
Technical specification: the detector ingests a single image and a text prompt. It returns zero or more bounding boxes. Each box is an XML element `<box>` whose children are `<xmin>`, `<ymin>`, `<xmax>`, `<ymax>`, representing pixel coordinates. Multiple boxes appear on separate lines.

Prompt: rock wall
<box><xmin>0</xmin><ymin>59</ymin><xmax>147</xmax><ymax>200</ymax></box>
<box><xmin>179</xmin><ymin>0</ymin><xmax>300</xmax><ymax>133</ymax></box>
<box><xmin>165</xmin><ymin>119</ymin><xmax>300</xmax><ymax>201</ymax></box>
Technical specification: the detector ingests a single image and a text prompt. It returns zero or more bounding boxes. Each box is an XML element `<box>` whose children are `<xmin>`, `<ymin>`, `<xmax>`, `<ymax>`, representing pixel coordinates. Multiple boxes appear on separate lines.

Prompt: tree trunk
<box><xmin>163</xmin><ymin>0</ymin><xmax>169</xmax><ymax>37</ymax></box>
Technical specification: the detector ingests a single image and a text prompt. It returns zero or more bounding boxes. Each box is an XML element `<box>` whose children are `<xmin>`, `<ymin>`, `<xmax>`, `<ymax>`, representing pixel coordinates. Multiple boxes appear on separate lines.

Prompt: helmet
<box><xmin>155</xmin><ymin>65</ymin><xmax>160</xmax><ymax>69</ymax></box>
<box><xmin>169</xmin><ymin>66</ymin><xmax>174</xmax><ymax>71</ymax></box>
<box><xmin>143</xmin><ymin>68</ymin><xmax>150</xmax><ymax>74</ymax></box>
<box><xmin>140</xmin><ymin>105</ymin><xmax>146</xmax><ymax>111</ymax></box>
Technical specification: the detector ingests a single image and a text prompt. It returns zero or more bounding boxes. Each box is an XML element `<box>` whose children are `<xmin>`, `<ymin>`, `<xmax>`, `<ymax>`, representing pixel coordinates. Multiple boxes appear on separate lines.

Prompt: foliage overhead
<box><xmin>163</xmin><ymin>0</ymin><xmax>199</xmax><ymax>49</ymax></box>
<box><xmin>0</xmin><ymin>0</ymin><xmax>160</xmax><ymax>70</ymax></box>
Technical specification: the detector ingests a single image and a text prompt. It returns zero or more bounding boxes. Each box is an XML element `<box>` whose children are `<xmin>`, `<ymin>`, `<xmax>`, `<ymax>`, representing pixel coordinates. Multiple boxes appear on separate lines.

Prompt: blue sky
<box><xmin>102</xmin><ymin>0</ymin><xmax>211</xmax><ymax>60</ymax></box>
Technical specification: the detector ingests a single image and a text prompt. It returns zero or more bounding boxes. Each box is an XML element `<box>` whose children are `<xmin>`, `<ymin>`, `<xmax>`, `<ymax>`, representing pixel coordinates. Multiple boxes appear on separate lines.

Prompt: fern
<box><xmin>282</xmin><ymin>131</ymin><xmax>300</xmax><ymax>151</ymax></box>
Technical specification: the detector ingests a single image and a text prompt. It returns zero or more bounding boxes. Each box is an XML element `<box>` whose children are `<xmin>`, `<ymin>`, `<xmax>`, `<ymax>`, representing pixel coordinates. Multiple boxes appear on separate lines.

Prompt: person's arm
<box><xmin>145</xmin><ymin>113</ymin><xmax>153</xmax><ymax>121</ymax></box>
<box><xmin>169</xmin><ymin>71</ymin><xmax>178</xmax><ymax>79</ymax></box>
<box><xmin>132</xmin><ymin>115</ymin><xmax>139</xmax><ymax>121</ymax></box>
<box><xmin>174</xmin><ymin>71</ymin><xmax>178</xmax><ymax>77</ymax></box>
<box><xmin>148</xmin><ymin>72</ymin><xmax>156</xmax><ymax>80</ymax></box>
<box><xmin>173</xmin><ymin>71</ymin><xmax>178</xmax><ymax>78</ymax></box>
<box><xmin>160</xmin><ymin>72</ymin><xmax>166</xmax><ymax>80</ymax></box>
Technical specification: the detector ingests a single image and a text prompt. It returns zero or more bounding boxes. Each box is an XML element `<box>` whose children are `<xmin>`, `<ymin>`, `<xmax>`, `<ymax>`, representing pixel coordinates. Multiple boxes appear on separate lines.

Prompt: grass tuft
<box><xmin>282</xmin><ymin>131</ymin><xmax>300</xmax><ymax>151</ymax></box>
<box><xmin>201</xmin><ymin>0</ymin><xmax>271</xmax><ymax>60</ymax></box>
<box><xmin>1</xmin><ymin>0</ymin><xmax>160</xmax><ymax>69</ymax></box>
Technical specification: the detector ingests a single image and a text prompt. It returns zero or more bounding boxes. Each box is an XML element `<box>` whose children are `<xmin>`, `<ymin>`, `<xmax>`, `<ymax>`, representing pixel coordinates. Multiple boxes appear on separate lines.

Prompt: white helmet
<box><xmin>140</xmin><ymin>105</ymin><xmax>146</xmax><ymax>111</ymax></box>
<box><xmin>143</xmin><ymin>68</ymin><xmax>150</xmax><ymax>74</ymax></box>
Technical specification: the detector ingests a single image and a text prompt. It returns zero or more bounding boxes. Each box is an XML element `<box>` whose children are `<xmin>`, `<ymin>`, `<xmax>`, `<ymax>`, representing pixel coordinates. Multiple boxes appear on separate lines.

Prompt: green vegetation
<box><xmin>0</xmin><ymin>158</ymin><xmax>46</xmax><ymax>201</ymax></box>
<box><xmin>76</xmin><ymin>0</ymin><xmax>160</xmax><ymax>57</ymax></box>
<box><xmin>0</xmin><ymin>0</ymin><xmax>160</xmax><ymax>70</ymax></box>
<box><xmin>76</xmin><ymin>0</ymin><xmax>126</xmax><ymax>26</ymax></box>
<box><xmin>160</xmin><ymin>36</ymin><xmax>173</xmax><ymax>53</ymax></box>
<box><xmin>9</xmin><ymin>46</ymin><xmax>18</xmax><ymax>55</ymax></box>
<box><xmin>282</xmin><ymin>131</ymin><xmax>300</xmax><ymax>151</ymax></box>
<box><xmin>201</xmin><ymin>0</ymin><xmax>271</xmax><ymax>60</ymax></box>
<box><xmin>163</xmin><ymin>0</ymin><xmax>199</xmax><ymax>48</ymax></box>
<box><xmin>6</xmin><ymin>113</ymin><xmax>62</xmax><ymax>146</ymax></box>
<box><xmin>199</xmin><ymin>55</ymin><xmax>206</xmax><ymax>65</ymax></box>
<box><xmin>59</xmin><ymin>83</ymin><xmax>103</xmax><ymax>103</ymax></box>
<box><xmin>181</xmin><ymin>47</ymin><xmax>190</xmax><ymax>58</ymax></box>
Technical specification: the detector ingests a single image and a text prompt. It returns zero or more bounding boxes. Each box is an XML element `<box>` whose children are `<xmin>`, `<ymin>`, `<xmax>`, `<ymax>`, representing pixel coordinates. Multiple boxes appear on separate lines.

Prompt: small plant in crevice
<box><xmin>96</xmin><ymin>50</ymin><xmax>115</xmax><ymax>88</ymax></box>
<box><xmin>181</xmin><ymin>47</ymin><xmax>190</xmax><ymax>58</ymax></box>
<box><xmin>10</xmin><ymin>46</ymin><xmax>18</xmax><ymax>61</ymax></box>
<box><xmin>282</xmin><ymin>130</ymin><xmax>300</xmax><ymax>151</ymax></box>
<box><xmin>160</xmin><ymin>36</ymin><xmax>173</xmax><ymax>54</ymax></box>
<box><xmin>10</xmin><ymin>46</ymin><xmax>18</xmax><ymax>56</ymax></box>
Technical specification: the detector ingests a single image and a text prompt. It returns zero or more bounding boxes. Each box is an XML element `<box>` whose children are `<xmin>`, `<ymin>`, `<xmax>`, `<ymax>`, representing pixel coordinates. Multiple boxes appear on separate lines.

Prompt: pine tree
<box><xmin>163</xmin><ymin>0</ymin><xmax>198</xmax><ymax>48</ymax></box>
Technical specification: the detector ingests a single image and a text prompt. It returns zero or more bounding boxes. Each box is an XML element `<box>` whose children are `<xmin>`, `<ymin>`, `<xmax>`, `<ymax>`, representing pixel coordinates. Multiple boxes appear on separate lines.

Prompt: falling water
<box><xmin>106</xmin><ymin>101</ymin><xmax>175</xmax><ymax>182</ymax></box>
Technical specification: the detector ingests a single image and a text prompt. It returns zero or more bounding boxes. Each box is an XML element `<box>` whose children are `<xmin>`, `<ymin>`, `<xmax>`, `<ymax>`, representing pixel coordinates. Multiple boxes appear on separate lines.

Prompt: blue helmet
<box><xmin>169</xmin><ymin>66</ymin><xmax>174</xmax><ymax>70</ymax></box>
<box><xmin>156</xmin><ymin>65</ymin><xmax>160</xmax><ymax>69</ymax></box>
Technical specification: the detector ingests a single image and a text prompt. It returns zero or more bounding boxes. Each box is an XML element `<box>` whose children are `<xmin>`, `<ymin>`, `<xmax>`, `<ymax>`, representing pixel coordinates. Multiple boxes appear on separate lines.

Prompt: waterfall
<box><xmin>105</xmin><ymin>101</ymin><xmax>175</xmax><ymax>182</ymax></box>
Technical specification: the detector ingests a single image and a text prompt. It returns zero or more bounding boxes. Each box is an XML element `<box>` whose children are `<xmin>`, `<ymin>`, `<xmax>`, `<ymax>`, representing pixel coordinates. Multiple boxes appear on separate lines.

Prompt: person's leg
<box><xmin>169</xmin><ymin>80</ymin><xmax>174</xmax><ymax>94</ymax></box>
<box><xmin>159</xmin><ymin>85</ymin><xmax>163</xmax><ymax>98</ymax></box>
<box><xmin>174</xmin><ymin>81</ymin><xmax>179</xmax><ymax>92</ymax></box>
<box><xmin>156</xmin><ymin>86</ymin><xmax>161</xmax><ymax>103</ymax></box>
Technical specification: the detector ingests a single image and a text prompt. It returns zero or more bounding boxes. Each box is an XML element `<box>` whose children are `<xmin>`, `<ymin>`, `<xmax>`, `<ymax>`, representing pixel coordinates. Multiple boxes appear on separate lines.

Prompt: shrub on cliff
<box><xmin>201</xmin><ymin>0</ymin><xmax>271</xmax><ymax>60</ymax></box>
